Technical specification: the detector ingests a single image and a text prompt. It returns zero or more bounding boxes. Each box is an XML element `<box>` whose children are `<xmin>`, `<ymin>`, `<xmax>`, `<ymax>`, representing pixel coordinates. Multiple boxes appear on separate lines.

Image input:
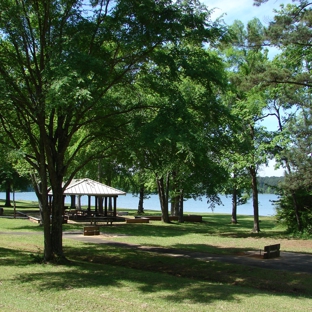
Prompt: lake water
<box><xmin>2</xmin><ymin>192</ymin><xmax>279</xmax><ymax>216</ymax></box>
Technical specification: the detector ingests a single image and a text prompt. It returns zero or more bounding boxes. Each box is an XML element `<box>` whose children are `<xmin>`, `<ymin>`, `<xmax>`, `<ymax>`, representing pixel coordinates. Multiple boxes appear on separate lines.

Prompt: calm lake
<box><xmin>2</xmin><ymin>192</ymin><xmax>279</xmax><ymax>216</ymax></box>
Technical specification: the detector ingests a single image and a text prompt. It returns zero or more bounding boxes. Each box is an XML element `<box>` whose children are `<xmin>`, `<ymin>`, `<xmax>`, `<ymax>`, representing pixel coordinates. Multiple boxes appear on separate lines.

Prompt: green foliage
<box><xmin>240</xmin><ymin>3</ymin><xmax>312</xmax><ymax>234</ymax></box>
<box><xmin>276</xmin><ymin>189</ymin><xmax>312</xmax><ymax>236</ymax></box>
<box><xmin>121</xmin><ymin>41</ymin><xmax>233</xmax><ymax>210</ymax></box>
<box><xmin>0</xmin><ymin>0</ymin><xmax>228</xmax><ymax>257</ymax></box>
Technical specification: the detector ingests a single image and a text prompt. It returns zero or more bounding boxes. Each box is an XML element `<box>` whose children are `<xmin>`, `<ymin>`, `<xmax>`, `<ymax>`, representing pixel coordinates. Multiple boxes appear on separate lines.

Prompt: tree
<box><xmin>220</xmin><ymin>19</ymin><xmax>274</xmax><ymax>232</ymax></box>
<box><xmin>0</xmin><ymin>144</ymin><xmax>31</xmax><ymax>207</ymax></box>
<box><xmin>253</xmin><ymin>0</ymin><xmax>312</xmax><ymax>88</ymax></box>
<box><xmin>125</xmin><ymin>43</ymin><xmax>231</xmax><ymax>222</ymax></box>
<box><xmin>0</xmin><ymin>0</ymin><xmax>220</xmax><ymax>261</ymax></box>
<box><xmin>275</xmin><ymin>104</ymin><xmax>312</xmax><ymax>233</ymax></box>
<box><xmin>0</xmin><ymin>157</ymin><xmax>30</xmax><ymax>207</ymax></box>
<box><xmin>253</xmin><ymin>0</ymin><xmax>312</xmax><ymax>233</ymax></box>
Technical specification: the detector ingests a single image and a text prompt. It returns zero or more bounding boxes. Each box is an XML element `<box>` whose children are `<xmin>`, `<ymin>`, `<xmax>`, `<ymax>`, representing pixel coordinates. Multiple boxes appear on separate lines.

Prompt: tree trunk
<box><xmin>50</xmin><ymin>181</ymin><xmax>65</xmax><ymax>260</ymax></box>
<box><xmin>170</xmin><ymin>171</ymin><xmax>179</xmax><ymax>217</ymax></box>
<box><xmin>231</xmin><ymin>188</ymin><xmax>238</xmax><ymax>224</ymax></box>
<box><xmin>137</xmin><ymin>185</ymin><xmax>144</xmax><ymax>214</ymax></box>
<box><xmin>156</xmin><ymin>174</ymin><xmax>170</xmax><ymax>223</ymax></box>
<box><xmin>38</xmin><ymin>125</ymin><xmax>64</xmax><ymax>261</ymax></box>
<box><xmin>34</xmin><ymin>134</ymin><xmax>53</xmax><ymax>261</ymax></box>
<box><xmin>178</xmin><ymin>190</ymin><xmax>184</xmax><ymax>223</ymax></box>
<box><xmin>277</xmin><ymin>111</ymin><xmax>302</xmax><ymax>232</ymax></box>
<box><xmin>170</xmin><ymin>195</ymin><xmax>179</xmax><ymax>216</ymax></box>
<box><xmin>250</xmin><ymin>166</ymin><xmax>260</xmax><ymax>233</ymax></box>
<box><xmin>31</xmin><ymin>175</ymin><xmax>44</xmax><ymax>226</ymax></box>
<box><xmin>291</xmin><ymin>192</ymin><xmax>302</xmax><ymax>232</ymax></box>
<box><xmin>4</xmin><ymin>181</ymin><xmax>11</xmax><ymax>207</ymax></box>
<box><xmin>284</xmin><ymin>163</ymin><xmax>302</xmax><ymax>232</ymax></box>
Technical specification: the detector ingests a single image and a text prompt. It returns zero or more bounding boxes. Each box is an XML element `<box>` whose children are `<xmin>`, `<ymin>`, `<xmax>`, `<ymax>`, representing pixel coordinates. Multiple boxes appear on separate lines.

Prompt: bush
<box><xmin>275</xmin><ymin>189</ymin><xmax>312</xmax><ymax>236</ymax></box>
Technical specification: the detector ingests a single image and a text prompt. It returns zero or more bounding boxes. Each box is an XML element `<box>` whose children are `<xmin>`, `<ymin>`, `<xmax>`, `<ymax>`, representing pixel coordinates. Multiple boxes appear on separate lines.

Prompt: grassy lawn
<box><xmin>1</xmin><ymin>201</ymin><xmax>312</xmax><ymax>311</ymax></box>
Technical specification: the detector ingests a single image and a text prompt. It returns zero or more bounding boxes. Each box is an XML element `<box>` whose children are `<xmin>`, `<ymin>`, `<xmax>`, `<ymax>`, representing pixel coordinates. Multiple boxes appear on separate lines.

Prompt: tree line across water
<box><xmin>257</xmin><ymin>176</ymin><xmax>284</xmax><ymax>194</ymax></box>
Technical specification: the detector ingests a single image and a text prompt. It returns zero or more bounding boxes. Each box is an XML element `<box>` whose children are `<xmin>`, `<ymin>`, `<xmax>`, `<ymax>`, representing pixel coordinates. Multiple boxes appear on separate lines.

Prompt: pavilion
<box><xmin>50</xmin><ymin>178</ymin><xmax>126</xmax><ymax>217</ymax></box>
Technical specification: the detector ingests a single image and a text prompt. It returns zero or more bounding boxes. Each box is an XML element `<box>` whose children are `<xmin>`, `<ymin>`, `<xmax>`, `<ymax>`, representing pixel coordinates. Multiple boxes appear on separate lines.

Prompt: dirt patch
<box><xmin>280</xmin><ymin>239</ymin><xmax>312</xmax><ymax>249</ymax></box>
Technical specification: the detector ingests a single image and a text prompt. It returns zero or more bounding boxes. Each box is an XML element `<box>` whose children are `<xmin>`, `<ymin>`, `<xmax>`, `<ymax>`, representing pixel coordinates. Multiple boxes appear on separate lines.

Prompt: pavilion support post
<box><xmin>76</xmin><ymin>195</ymin><xmax>81</xmax><ymax>210</ymax></box>
<box><xmin>70</xmin><ymin>195</ymin><xmax>76</xmax><ymax>208</ymax></box>
<box><xmin>113</xmin><ymin>196</ymin><xmax>117</xmax><ymax>217</ymax></box>
<box><xmin>104</xmin><ymin>197</ymin><xmax>108</xmax><ymax>216</ymax></box>
<box><xmin>99</xmin><ymin>197</ymin><xmax>103</xmax><ymax>215</ymax></box>
<box><xmin>95</xmin><ymin>196</ymin><xmax>98</xmax><ymax>215</ymax></box>
<box><xmin>87</xmin><ymin>195</ymin><xmax>91</xmax><ymax>216</ymax></box>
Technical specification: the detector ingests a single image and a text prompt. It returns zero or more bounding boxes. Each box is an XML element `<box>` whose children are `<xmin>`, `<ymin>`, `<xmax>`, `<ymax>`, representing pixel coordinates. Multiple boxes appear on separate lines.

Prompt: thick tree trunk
<box><xmin>156</xmin><ymin>174</ymin><xmax>170</xmax><ymax>223</ymax></box>
<box><xmin>4</xmin><ymin>182</ymin><xmax>11</xmax><ymax>207</ymax></box>
<box><xmin>37</xmin><ymin>174</ymin><xmax>52</xmax><ymax>261</ymax></box>
<box><xmin>50</xmin><ymin>181</ymin><xmax>65</xmax><ymax>260</ymax></box>
<box><xmin>250</xmin><ymin>166</ymin><xmax>260</xmax><ymax>233</ymax></box>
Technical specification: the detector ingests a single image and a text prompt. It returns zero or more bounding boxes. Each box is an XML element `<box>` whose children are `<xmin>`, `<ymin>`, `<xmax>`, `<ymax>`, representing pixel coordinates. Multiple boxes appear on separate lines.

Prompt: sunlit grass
<box><xmin>1</xmin><ymin>204</ymin><xmax>312</xmax><ymax>312</ymax></box>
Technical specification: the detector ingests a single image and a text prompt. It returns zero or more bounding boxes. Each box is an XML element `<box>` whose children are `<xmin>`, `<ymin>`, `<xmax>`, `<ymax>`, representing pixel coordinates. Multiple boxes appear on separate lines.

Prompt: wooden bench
<box><xmin>263</xmin><ymin>244</ymin><xmax>280</xmax><ymax>259</ymax></box>
<box><xmin>126</xmin><ymin>218</ymin><xmax>149</xmax><ymax>223</ymax></box>
<box><xmin>184</xmin><ymin>215</ymin><xmax>202</xmax><ymax>222</ymax></box>
<box><xmin>86</xmin><ymin>216</ymin><xmax>116</xmax><ymax>225</ymax></box>
<box><xmin>83</xmin><ymin>226</ymin><xmax>100</xmax><ymax>236</ymax></box>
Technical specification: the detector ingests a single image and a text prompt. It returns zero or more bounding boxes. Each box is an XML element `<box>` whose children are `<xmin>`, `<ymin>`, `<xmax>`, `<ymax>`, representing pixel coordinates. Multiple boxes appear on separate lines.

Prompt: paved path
<box><xmin>64</xmin><ymin>232</ymin><xmax>312</xmax><ymax>274</ymax></box>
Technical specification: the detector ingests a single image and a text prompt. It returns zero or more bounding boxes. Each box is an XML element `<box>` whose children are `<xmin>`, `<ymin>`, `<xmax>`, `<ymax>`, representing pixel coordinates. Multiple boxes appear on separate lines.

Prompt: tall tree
<box><xmin>0</xmin><ymin>0</ymin><xmax>220</xmax><ymax>261</ymax></box>
<box><xmin>220</xmin><ymin>19</ymin><xmax>273</xmax><ymax>232</ymax></box>
<box><xmin>254</xmin><ymin>0</ymin><xmax>312</xmax><ymax>232</ymax></box>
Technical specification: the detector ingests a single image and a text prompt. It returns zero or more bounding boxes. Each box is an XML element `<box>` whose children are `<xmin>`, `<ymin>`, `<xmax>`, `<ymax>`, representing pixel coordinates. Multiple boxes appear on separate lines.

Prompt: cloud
<box><xmin>202</xmin><ymin>0</ymin><xmax>293</xmax><ymax>25</ymax></box>
<box><xmin>259</xmin><ymin>159</ymin><xmax>285</xmax><ymax>177</ymax></box>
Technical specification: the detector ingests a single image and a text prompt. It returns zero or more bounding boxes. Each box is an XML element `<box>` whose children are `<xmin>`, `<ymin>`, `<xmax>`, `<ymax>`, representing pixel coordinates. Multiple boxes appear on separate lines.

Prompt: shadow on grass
<box><xmin>15</xmin><ymin>262</ymin><xmax>248</xmax><ymax>305</ymax></box>
<box><xmin>0</xmin><ymin>245</ymin><xmax>246</xmax><ymax>305</ymax></box>
<box><xmin>0</xmin><ymin>245</ymin><xmax>285</xmax><ymax>306</ymax></box>
<box><xmin>0</xmin><ymin>247</ymin><xmax>39</xmax><ymax>266</ymax></box>
<box><xmin>7</xmin><ymin>242</ymin><xmax>309</xmax><ymax>302</ymax></box>
<box><xmin>2</xmin><ymin>230</ymin><xmax>311</xmax><ymax>304</ymax></box>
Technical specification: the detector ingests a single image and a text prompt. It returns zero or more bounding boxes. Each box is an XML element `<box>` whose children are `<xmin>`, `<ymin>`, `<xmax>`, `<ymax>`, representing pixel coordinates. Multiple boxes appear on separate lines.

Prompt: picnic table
<box><xmin>86</xmin><ymin>216</ymin><xmax>117</xmax><ymax>225</ymax></box>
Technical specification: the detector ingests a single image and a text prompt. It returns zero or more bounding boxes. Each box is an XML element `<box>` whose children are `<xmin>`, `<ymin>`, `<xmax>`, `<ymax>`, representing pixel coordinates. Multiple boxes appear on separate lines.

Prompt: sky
<box><xmin>201</xmin><ymin>0</ymin><xmax>294</xmax><ymax>176</ymax></box>
<box><xmin>203</xmin><ymin>0</ymin><xmax>294</xmax><ymax>26</ymax></box>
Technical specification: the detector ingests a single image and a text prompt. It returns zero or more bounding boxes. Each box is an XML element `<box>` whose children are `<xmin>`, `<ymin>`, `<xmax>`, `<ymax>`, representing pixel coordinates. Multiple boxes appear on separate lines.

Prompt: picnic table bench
<box><xmin>86</xmin><ymin>216</ymin><xmax>117</xmax><ymax>225</ymax></box>
<box><xmin>84</xmin><ymin>226</ymin><xmax>100</xmax><ymax>236</ymax></box>
<box><xmin>262</xmin><ymin>243</ymin><xmax>280</xmax><ymax>259</ymax></box>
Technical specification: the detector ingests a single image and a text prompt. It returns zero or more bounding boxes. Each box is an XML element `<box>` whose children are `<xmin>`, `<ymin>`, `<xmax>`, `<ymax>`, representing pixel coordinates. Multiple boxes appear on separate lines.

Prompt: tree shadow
<box><xmin>0</xmin><ymin>247</ymin><xmax>39</xmax><ymax>266</ymax></box>
<box><xmin>2</xmin><ymin>231</ymin><xmax>311</xmax><ymax>308</ymax></box>
<box><xmin>9</xmin><ymin>247</ymin><xmax>266</xmax><ymax>306</ymax></box>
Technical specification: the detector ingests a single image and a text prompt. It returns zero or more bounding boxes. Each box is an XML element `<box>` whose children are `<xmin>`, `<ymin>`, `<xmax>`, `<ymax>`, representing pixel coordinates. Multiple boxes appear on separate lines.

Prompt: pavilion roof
<box><xmin>63</xmin><ymin>178</ymin><xmax>126</xmax><ymax>196</ymax></box>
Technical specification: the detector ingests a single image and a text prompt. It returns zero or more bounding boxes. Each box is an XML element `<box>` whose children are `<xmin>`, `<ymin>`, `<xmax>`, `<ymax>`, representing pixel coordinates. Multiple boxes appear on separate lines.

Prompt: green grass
<box><xmin>1</xmin><ymin>201</ymin><xmax>312</xmax><ymax>311</ymax></box>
